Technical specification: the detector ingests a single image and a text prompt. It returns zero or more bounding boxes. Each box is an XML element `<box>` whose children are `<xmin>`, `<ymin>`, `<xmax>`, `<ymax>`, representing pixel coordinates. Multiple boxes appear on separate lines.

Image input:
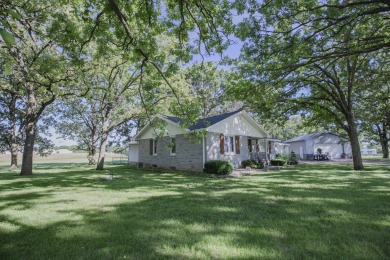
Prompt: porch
<box><xmin>247</xmin><ymin>138</ymin><xmax>270</xmax><ymax>164</ymax></box>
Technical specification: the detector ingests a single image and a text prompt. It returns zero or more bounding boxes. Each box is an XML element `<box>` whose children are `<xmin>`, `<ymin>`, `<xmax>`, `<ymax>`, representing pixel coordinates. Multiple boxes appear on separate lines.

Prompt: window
<box><xmin>220</xmin><ymin>135</ymin><xmax>240</xmax><ymax>154</ymax></box>
<box><xmin>153</xmin><ymin>139</ymin><xmax>157</xmax><ymax>155</ymax></box>
<box><xmin>224</xmin><ymin>135</ymin><xmax>234</xmax><ymax>153</ymax></box>
<box><xmin>170</xmin><ymin>137</ymin><xmax>176</xmax><ymax>155</ymax></box>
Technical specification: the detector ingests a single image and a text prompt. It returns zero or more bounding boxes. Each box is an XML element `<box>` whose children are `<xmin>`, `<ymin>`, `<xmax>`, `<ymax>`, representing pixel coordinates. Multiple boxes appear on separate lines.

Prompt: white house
<box><xmin>285</xmin><ymin>132</ymin><xmax>351</xmax><ymax>160</ymax></box>
<box><xmin>361</xmin><ymin>148</ymin><xmax>377</xmax><ymax>155</ymax></box>
<box><xmin>129</xmin><ymin>110</ymin><xmax>271</xmax><ymax>171</ymax></box>
<box><xmin>268</xmin><ymin>138</ymin><xmax>289</xmax><ymax>159</ymax></box>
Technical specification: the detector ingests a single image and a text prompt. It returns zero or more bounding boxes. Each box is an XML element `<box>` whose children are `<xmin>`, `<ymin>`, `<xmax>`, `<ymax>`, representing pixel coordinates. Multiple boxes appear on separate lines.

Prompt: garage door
<box><xmin>313</xmin><ymin>144</ymin><xmax>344</xmax><ymax>159</ymax></box>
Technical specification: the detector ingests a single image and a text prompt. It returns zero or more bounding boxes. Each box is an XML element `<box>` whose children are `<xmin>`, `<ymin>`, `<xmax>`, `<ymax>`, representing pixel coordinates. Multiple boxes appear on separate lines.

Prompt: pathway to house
<box><xmin>229</xmin><ymin>165</ymin><xmax>295</xmax><ymax>177</ymax></box>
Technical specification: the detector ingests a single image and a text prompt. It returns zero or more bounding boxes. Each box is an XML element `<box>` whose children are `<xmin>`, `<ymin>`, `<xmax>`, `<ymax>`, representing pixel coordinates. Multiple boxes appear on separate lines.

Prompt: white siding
<box><xmin>275</xmin><ymin>143</ymin><xmax>289</xmax><ymax>154</ymax></box>
<box><xmin>313</xmin><ymin>144</ymin><xmax>343</xmax><ymax>159</ymax></box>
<box><xmin>206</xmin><ymin>132</ymin><xmax>250</xmax><ymax>168</ymax></box>
<box><xmin>313</xmin><ymin>133</ymin><xmax>350</xmax><ymax>159</ymax></box>
<box><xmin>288</xmin><ymin>141</ymin><xmax>306</xmax><ymax>159</ymax></box>
<box><xmin>361</xmin><ymin>148</ymin><xmax>377</xmax><ymax>155</ymax></box>
<box><xmin>306</xmin><ymin>139</ymin><xmax>315</xmax><ymax>155</ymax></box>
<box><xmin>128</xmin><ymin>143</ymin><xmax>139</xmax><ymax>163</ymax></box>
<box><xmin>137</xmin><ymin>120</ymin><xmax>186</xmax><ymax>140</ymax></box>
<box><xmin>207</xmin><ymin>114</ymin><xmax>266</xmax><ymax>138</ymax></box>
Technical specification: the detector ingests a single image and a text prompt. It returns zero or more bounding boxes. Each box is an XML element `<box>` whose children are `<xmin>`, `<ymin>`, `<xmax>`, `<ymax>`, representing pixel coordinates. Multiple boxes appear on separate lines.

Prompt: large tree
<box><xmin>93</xmin><ymin>60</ymin><xmax>140</xmax><ymax>170</ymax></box>
<box><xmin>231</xmin><ymin>54</ymin><xmax>371</xmax><ymax>170</ymax></box>
<box><xmin>52</xmin><ymin>98</ymin><xmax>102</xmax><ymax>165</ymax></box>
<box><xmin>359</xmin><ymin>58</ymin><xmax>390</xmax><ymax>158</ymax></box>
<box><xmin>1</xmin><ymin>1</ymin><xmax>81</xmax><ymax>175</ymax></box>
<box><xmin>183</xmin><ymin>62</ymin><xmax>240</xmax><ymax>118</ymax></box>
<box><xmin>0</xmin><ymin>90</ymin><xmax>55</xmax><ymax>168</ymax></box>
<box><xmin>0</xmin><ymin>91</ymin><xmax>24</xmax><ymax>168</ymax></box>
<box><xmin>231</xmin><ymin>0</ymin><xmax>390</xmax><ymax>170</ymax></box>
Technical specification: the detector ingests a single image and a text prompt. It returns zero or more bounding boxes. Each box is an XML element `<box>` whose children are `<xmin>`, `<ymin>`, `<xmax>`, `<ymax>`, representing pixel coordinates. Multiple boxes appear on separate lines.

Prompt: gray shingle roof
<box><xmin>285</xmin><ymin>132</ymin><xmax>331</xmax><ymax>143</ymax></box>
<box><xmin>162</xmin><ymin>110</ymin><xmax>242</xmax><ymax>130</ymax></box>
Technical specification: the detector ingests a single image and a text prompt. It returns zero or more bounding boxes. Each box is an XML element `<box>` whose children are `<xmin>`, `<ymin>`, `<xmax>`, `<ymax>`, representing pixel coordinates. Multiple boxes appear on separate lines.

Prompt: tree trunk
<box><xmin>20</xmin><ymin>120</ymin><xmax>36</xmax><ymax>175</ymax></box>
<box><xmin>20</xmin><ymin>82</ymin><xmax>38</xmax><ymax>176</ymax></box>
<box><xmin>96</xmin><ymin>118</ymin><xmax>109</xmax><ymax>170</ymax></box>
<box><xmin>10</xmin><ymin>143</ymin><xmax>18</xmax><ymax>169</ymax></box>
<box><xmin>380</xmin><ymin>125</ymin><xmax>389</xmax><ymax>158</ymax></box>
<box><xmin>9</xmin><ymin>95</ymin><xmax>18</xmax><ymax>169</ymax></box>
<box><xmin>88</xmin><ymin>146</ymin><xmax>97</xmax><ymax>165</ymax></box>
<box><xmin>348</xmin><ymin>120</ymin><xmax>364</xmax><ymax>171</ymax></box>
<box><xmin>382</xmin><ymin>141</ymin><xmax>389</xmax><ymax>158</ymax></box>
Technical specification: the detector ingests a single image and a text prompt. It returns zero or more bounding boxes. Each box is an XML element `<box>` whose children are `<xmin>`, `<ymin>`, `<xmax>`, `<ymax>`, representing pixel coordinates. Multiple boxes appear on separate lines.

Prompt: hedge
<box><xmin>204</xmin><ymin>160</ymin><xmax>233</xmax><ymax>175</ymax></box>
<box><xmin>242</xmin><ymin>159</ymin><xmax>264</xmax><ymax>169</ymax></box>
<box><xmin>270</xmin><ymin>159</ymin><xmax>286</xmax><ymax>166</ymax></box>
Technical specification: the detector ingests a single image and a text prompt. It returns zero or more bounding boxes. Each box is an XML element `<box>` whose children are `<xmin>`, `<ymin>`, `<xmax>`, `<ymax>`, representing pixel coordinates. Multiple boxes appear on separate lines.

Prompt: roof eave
<box><xmin>134</xmin><ymin>114</ymin><xmax>191</xmax><ymax>140</ymax></box>
<box><xmin>134</xmin><ymin>115</ymin><xmax>158</xmax><ymax>140</ymax></box>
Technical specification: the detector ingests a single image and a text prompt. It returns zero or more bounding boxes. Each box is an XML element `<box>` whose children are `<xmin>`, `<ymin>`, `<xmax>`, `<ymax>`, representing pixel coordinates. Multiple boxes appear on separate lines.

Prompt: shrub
<box><xmin>270</xmin><ymin>159</ymin><xmax>286</xmax><ymax>166</ymax></box>
<box><xmin>242</xmin><ymin>159</ymin><xmax>264</xmax><ymax>169</ymax></box>
<box><xmin>204</xmin><ymin>160</ymin><xmax>233</xmax><ymax>175</ymax></box>
<box><xmin>289</xmin><ymin>151</ymin><xmax>299</xmax><ymax>165</ymax></box>
<box><xmin>276</xmin><ymin>154</ymin><xmax>289</xmax><ymax>162</ymax></box>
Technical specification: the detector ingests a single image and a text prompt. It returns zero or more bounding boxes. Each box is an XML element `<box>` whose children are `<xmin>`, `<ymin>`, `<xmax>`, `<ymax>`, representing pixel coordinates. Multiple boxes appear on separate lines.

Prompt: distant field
<box><xmin>0</xmin><ymin>152</ymin><xmax>127</xmax><ymax>166</ymax></box>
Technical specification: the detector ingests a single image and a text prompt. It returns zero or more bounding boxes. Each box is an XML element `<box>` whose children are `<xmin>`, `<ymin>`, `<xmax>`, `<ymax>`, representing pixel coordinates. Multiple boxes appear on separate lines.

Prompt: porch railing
<box><xmin>249</xmin><ymin>152</ymin><xmax>269</xmax><ymax>163</ymax></box>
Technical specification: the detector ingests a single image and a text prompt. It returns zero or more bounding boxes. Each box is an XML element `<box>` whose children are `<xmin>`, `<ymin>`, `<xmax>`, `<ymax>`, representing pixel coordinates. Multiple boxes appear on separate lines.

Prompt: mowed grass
<box><xmin>362</xmin><ymin>155</ymin><xmax>390</xmax><ymax>163</ymax></box>
<box><xmin>0</xmin><ymin>163</ymin><xmax>389</xmax><ymax>259</ymax></box>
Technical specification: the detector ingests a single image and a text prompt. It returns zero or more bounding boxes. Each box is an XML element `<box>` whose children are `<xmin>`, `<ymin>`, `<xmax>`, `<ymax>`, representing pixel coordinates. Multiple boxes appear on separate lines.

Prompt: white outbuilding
<box><xmin>285</xmin><ymin>132</ymin><xmax>351</xmax><ymax>160</ymax></box>
<box><xmin>361</xmin><ymin>148</ymin><xmax>377</xmax><ymax>155</ymax></box>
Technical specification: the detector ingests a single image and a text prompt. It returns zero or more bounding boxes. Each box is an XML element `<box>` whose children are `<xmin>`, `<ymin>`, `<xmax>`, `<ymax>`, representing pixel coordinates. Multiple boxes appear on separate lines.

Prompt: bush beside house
<box><xmin>242</xmin><ymin>159</ymin><xmax>264</xmax><ymax>169</ymax></box>
<box><xmin>275</xmin><ymin>151</ymin><xmax>299</xmax><ymax>165</ymax></box>
<box><xmin>270</xmin><ymin>159</ymin><xmax>286</xmax><ymax>166</ymax></box>
<box><xmin>204</xmin><ymin>160</ymin><xmax>233</xmax><ymax>175</ymax></box>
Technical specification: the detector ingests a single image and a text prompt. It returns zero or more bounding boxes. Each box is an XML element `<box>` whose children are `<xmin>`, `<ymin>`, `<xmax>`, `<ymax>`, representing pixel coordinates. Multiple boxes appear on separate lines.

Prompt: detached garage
<box><xmin>285</xmin><ymin>132</ymin><xmax>351</xmax><ymax>160</ymax></box>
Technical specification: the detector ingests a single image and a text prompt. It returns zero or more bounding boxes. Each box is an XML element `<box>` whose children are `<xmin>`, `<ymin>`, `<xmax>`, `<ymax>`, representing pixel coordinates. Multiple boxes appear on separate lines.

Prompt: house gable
<box><xmin>135</xmin><ymin>116</ymin><xmax>186</xmax><ymax>140</ymax></box>
<box><xmin>207</xmin><ymin>112</ymin><xmax>268</xmax><ymax>138</ymax></box>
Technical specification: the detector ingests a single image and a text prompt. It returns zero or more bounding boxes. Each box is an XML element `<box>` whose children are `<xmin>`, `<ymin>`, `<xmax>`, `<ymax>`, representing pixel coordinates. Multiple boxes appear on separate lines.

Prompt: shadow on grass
<box><xmin>1</xmin><ymin>164</ymin><xmax>390</xmax><ymax>258</ymax></box>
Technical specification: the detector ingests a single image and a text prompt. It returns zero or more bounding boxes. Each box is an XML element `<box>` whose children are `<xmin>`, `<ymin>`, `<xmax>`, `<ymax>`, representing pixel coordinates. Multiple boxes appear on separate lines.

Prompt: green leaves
<box><xmin>0</xmin><ymin>8</ymin><xmax>22</xmax><ymax>47</ymax></box>
<box><xmin>4</xmin><ymin>62</ymin><xmax>12</xmax><ymax>75</ymax></box>
<box><xmin>6</xmin><ymin>9</ymin><xmax>22</xmax><ymax>20</ymax></box>
<box><xmin>0</xmin><ymin>28</ymin><xmax>16</xmax><ymax>47</ymax></box>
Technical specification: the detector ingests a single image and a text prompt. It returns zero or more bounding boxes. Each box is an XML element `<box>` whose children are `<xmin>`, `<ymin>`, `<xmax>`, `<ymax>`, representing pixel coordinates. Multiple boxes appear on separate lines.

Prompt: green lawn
<box><xmin>0</xmin><ymin>163</ymin><xmax>389</xmax><ymax>259</ymax></box>
<box><xmin>362</xmin><ymin>155</ymin><xmax>390</xmax><ymax>162</ymax></box>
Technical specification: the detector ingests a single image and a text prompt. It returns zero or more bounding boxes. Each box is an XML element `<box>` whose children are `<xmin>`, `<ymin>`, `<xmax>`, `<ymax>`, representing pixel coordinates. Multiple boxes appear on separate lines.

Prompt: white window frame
<box><xmin>170</xmin><ymin>137</ymin><xmax>176</xmax><ymax>156</ymax></box>
<box><xmin>224</xmin><ymin>135</ymin><xmax>235</xmax><ymax>153</ymax></box>
<box><xmin>153</xmin><ymin>139</ymin><xmax>157</xmax><ymax>155</ymax></box>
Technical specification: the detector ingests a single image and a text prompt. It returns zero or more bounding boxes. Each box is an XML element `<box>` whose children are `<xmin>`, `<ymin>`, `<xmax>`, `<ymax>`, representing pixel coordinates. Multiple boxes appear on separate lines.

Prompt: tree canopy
<box><xmin>0</xmin><ymin>0</ymin><xmax>388</xmax><ymax>173</ymax></box>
